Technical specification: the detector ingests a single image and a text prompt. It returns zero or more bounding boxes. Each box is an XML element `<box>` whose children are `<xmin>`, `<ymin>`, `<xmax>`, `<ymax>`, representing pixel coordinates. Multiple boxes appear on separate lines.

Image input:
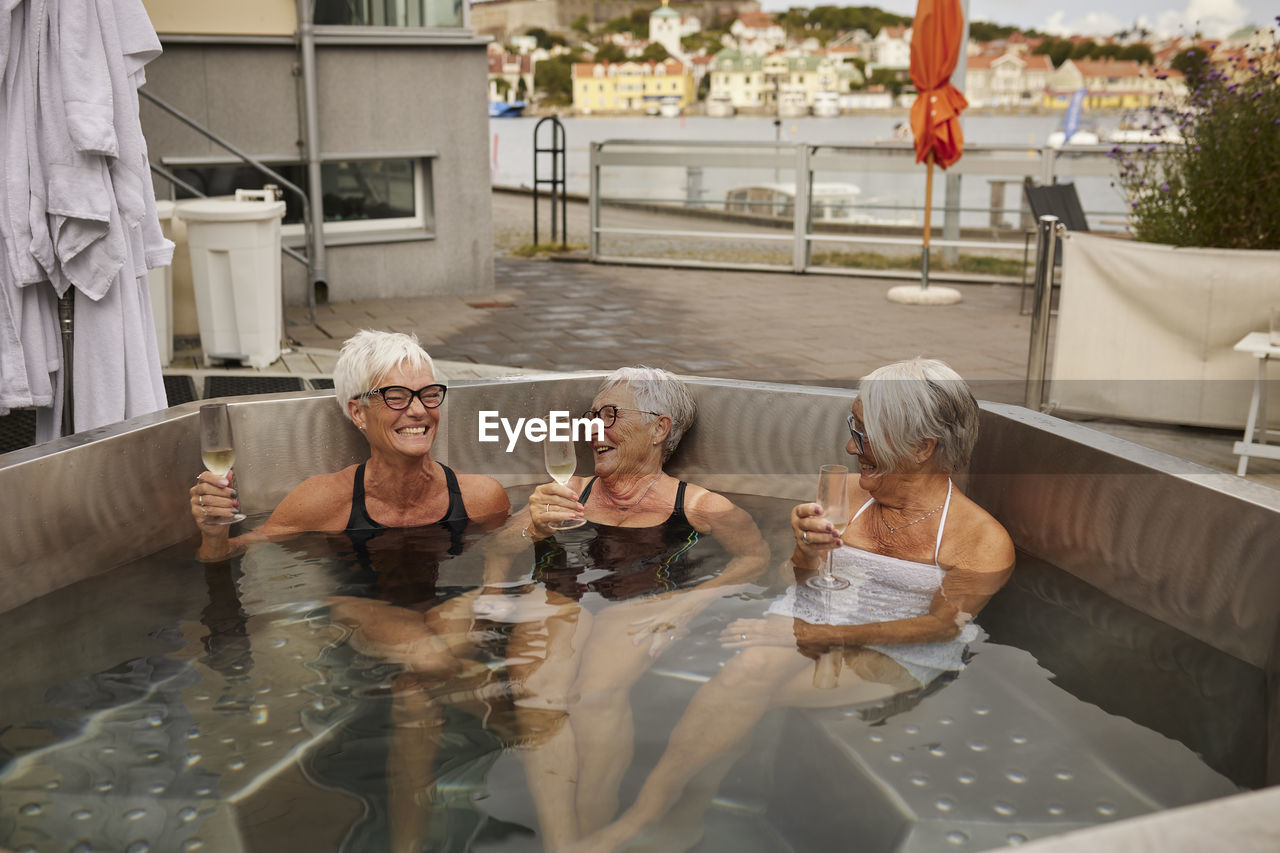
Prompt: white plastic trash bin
<box><xmin>177</xmin><ymin>193</ymin><xmax>287</xmax><ymax>369</ymax></box>
<box><xmin>147</xmin><ymin>200</ymin><xmax>176</xmax><ymax>366</ymax></box>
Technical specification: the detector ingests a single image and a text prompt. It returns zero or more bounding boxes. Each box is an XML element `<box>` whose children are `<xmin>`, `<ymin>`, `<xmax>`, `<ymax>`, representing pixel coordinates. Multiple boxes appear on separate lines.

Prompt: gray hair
<box><xmin>333</xmin><ymin>330</ymin><xmax>436</xmax><ymax>422</ymax></box>
<box><xmin>858</xmin><ymin>358</ymin><xmax>979</xmax><ymax>474</ymax></box>
<box><xmin>598</xmin><ymin>366</ymin><xmax>697</xmax><ymax>462</ymax></box>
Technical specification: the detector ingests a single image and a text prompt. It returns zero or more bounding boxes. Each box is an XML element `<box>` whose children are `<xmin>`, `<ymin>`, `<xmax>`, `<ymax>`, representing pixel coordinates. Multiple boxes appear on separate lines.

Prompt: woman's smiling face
<box><xmin>588</xmin><ymin>385</ymin><xmax>662</xmax><ymax>479</ymax></box>
<box><xmin>348</xmin><ymin>363</ymin><xmax>441</xmax><ymax>460</ymax></box>
<box><xmin>847</xmin><ymin>397</ymin><xmax>883</xmax><ymax>488</ymax></box>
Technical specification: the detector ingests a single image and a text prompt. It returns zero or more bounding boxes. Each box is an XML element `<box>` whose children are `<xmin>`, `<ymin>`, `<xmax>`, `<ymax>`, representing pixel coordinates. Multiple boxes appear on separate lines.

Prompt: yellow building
<box><xmin>572</xmin><ymin>60</ymin><xmax>694</xmax><ymax>113</ymax></box>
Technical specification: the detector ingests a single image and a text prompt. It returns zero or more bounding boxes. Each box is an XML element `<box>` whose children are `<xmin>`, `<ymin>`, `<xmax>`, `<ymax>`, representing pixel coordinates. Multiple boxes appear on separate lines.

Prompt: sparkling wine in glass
<box><xmin>200</xmin><ymin>403</ymin><xmax>246</xmax><ymax>525</ymax></box>
<box><xmin>807</xmin><ymin>464</ymin><xmax>851</xmax><ymax>591</ymax></box>
<box><xmin>543</xmin><ymin>437</ymin><xmax>585</xmax><ymax>531</ymax></box>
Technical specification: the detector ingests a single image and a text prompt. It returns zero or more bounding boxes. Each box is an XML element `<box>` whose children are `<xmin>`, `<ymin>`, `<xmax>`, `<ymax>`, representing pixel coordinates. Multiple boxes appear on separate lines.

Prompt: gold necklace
<box><xmin>881</xmin><ymin>502</ymin><xmax>944</xmax><ymax>534</ymax></box>
<box><xmin>614</xmin><ymin>474</ymin><xmax>663</xmax><ymax>511</ymax></box>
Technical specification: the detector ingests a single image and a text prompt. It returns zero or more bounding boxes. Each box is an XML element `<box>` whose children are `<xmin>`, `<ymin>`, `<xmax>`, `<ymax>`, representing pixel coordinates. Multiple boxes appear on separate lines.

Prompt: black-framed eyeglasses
<box><xmin>847</xmin><ymin>414</ymin><xmax>869</xmax><ymax>455</ymax></box>
<box><xmin>581</xmin><ymin>405</ymin><xmax>663</xmax><ymax>428</ymax></box>
<box><xmin>355</xmin><ymin>384</ymin><xmax>447</xmax><ymax>410</ymax></box>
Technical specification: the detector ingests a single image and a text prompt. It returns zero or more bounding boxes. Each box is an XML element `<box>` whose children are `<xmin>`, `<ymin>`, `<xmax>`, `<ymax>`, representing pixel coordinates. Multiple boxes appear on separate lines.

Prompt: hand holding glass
<box><xmin>543</xmin><ymin>437</ymin><xmax>585</xmax><ymax>531</ymax></box>
<box><xmin>199</xmin><ymin>403</ymin><xmax>246</xmax><ymax>525</ymax></box>
<box><xmin>806</xmin><ymin>464</ymin><xmax>851</xmax><ymax>591</ymax></box>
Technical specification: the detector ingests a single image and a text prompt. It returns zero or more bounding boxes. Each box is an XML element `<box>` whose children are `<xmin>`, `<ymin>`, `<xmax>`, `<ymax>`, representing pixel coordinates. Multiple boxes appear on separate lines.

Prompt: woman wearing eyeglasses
<box><xmin>498</xmin><ymin>366</ymin><xmax>769</xmax><ymax>838</ymax></box>
<box><xmin>574</xmin><ymin>359</ymin><xmax>1015</xmax><ymax>852</ymax></box>
<box><xmin>189</xmin><ymin>328</ymin><xmax>510</xmax><ymax>559</ymax></box>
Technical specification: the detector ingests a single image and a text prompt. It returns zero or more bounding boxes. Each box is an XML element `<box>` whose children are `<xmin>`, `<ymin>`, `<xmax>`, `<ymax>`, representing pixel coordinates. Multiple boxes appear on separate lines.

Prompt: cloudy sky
<box><xmin>754</xmin><ymin>0</ymin><xmax>1274</xmax><ymax>40</ymax></box>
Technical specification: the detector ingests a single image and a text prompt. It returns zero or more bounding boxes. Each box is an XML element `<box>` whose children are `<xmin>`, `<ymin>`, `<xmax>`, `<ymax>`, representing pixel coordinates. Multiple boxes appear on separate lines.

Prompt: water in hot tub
<box><xmin>0</xmin><ymin>491</ymin><xmax>1257</xmax><ymax>852</ymax></box>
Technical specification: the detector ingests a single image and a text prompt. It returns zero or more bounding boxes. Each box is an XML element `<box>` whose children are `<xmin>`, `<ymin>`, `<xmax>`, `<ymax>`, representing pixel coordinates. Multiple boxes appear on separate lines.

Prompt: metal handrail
<box><xmin>139</xmin><ymin>88</ymin><xmax>320</xmax><ymax>324</ymax></box>
<box><xmin>147</xmin><ymin>162</ymin><xmax>309</xmax><ymax>268</ymax></box>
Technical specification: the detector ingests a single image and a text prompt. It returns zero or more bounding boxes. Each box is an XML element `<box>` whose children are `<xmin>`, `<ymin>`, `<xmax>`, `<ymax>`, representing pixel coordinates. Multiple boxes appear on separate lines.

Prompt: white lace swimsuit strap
<box><xmin>933</xmin><ymin>478</ymin><xmax>954</xmax><ymax>567</ymax></box>
<box><xmin>850</xmin><ymin>497</ymin><xmax>876</xmax><ymax>525</ymax></box>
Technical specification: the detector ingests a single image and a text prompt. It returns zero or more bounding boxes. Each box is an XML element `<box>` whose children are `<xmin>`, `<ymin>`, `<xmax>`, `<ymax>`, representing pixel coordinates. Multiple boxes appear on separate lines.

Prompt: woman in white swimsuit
<box><xmin>575</xmin><ymin>358</ymin><xmax>1016</xmax><ymax>852</ymax></box>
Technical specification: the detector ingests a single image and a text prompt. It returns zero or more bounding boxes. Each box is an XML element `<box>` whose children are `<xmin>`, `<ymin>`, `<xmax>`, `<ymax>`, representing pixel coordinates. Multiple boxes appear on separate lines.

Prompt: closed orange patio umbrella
<box><xmin>908</xmin><ymin>0</ymin><xmax>968</xmax><ymax>292</ymax></box>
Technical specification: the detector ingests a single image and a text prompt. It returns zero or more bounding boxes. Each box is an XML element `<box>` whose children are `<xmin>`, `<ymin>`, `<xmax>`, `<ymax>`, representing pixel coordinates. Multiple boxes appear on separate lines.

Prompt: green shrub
<box><xmin>1113</xmin><ymin>30</ymin><xmax>1280</xmax><ymax>249</ymax></box>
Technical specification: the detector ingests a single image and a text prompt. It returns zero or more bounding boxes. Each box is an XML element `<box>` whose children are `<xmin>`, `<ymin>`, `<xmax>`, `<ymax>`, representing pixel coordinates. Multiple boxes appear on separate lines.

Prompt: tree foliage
<box><xmin>595</xmin><ymin>42</ymin><xmax>626</xmax><ymax>63</ymax></box>
<box><xmin>639</xmin><ymin>42</ymin><xmax>670</xmax><ymax>62</ymax></box>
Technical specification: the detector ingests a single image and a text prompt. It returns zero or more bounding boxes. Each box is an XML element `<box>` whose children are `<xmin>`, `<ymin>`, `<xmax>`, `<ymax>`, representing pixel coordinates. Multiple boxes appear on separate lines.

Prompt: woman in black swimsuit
<box><xmin>189</xmin><ymin>329</ymin><xmax>510</xmax><ymax>662</ymax></box>
<box><xmin>510</xmin><ymin>367</ymin><xmax>770</xmax><ymax>840</ymax></box>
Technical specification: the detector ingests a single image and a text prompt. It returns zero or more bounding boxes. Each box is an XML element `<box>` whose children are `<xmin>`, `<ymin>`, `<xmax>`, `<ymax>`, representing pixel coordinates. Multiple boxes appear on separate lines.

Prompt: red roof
<box><xmin>1072</xmin><ymin>59</ymin><xmax>1144</xmax><ymax>78</ymax></box>
<box><xmin>736</xmin><ymin>12</ymin><xmax>775</xmax><ymax>30</ymax></box>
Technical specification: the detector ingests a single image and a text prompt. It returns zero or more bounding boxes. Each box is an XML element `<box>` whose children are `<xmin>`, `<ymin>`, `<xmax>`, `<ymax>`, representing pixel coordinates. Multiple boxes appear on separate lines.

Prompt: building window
<box><xmin>172</xmin><ymin>157</ymin><xmax>434</xmax><ymax>243</ymax></box>
<box><xmin>314</xmin><ymin>0</ymin><xmax>464</xmax><ymax>28</ymax></box>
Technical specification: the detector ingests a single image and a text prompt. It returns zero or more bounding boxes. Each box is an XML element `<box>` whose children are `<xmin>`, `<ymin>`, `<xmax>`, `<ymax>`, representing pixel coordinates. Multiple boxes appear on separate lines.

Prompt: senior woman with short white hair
<box><xmin>575</xmin><ymin>358</ymin><xmax>1015</xmax><ymax>851</ymax></box>
<box><xmin>497</xmin><ymin>365</ymin><xmax>770</xmax><ymax>839</ymax></box>
<box><xmin>190</xmin><ymin>329</ymin><xmax>510</xmax><ymax>559</ymax></box>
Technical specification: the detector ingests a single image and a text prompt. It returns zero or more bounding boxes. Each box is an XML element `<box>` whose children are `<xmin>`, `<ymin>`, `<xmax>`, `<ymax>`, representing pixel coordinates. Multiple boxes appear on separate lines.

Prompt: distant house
<box><xmin>572</xmin><ymin>59</ymin><xmax>695</xmax><ymax>113</ymax></box>
<box><xmin>1046</xmin><ymin>58</ymin><xmax>1176</xmax><ymax>109</ymax></box>
<box><xmin>710</xmin><ymin>49</ymin><xmax>862</xmax><ymax>110</ymax></box>
<box><xmin>730</xmin><ymin>11</ymin><xmax>786</xmax><ymax>56</ymax></box>
<box><xmin>487</xmin><ymin>49</ymin><xmax>535</xmax><ymax>104</ymax></box>
<box><xmin>965</xmin><ymin>52</ymin><xmax>1051</xmax><ymax>107</ymax></box>
<box><xmin>871</xmin><ymin>25</ymin><xmax>911</xmax><ymax>70</ymax></box>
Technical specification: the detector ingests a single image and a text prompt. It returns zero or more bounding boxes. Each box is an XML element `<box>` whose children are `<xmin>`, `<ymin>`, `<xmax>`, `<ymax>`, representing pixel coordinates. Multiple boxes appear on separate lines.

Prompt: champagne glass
<box><xmin>806</xmin><ymin>464</ymin><xmax>850</xmax><ymax>591</ymax></box>
<box><xmin>200</xmin><ymin>403</ymin><xmax>246</xmax><ymax>525</ymax></box>
<box><xmin>543</xmin><ymin>437</ymin><xmax>585</xmax><ymax>531</ymax></box>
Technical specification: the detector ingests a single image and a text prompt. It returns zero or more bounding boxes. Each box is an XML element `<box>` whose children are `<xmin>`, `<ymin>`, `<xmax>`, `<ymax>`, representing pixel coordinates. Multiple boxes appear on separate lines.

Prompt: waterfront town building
<box><xmin>139</xmin><ymin>0</ymin><xmax>494</xmax><ymax>324</ymax></box>
<box><xmin>488</xmin><ymin>47</ymin><xmax>537</xmax><ymax>104</ymax></box>
<box><xmin>708</xmin><ymin>49</ymin><xmax>863</xmax><ymax>111</ymax></box>
<box><xmin>964</xmin><ymin>52</ymin><xmax>1053</xmax><ymax>107</ymax></box>
<box><xmin>1046</xmin><ymin>59</ymin><xmax>1187</xmax><ymax>109</ymax></box>
<box><xmin>649</xmin><ymin>1</ymin><xmax>700</xmax><ymax>61</ymax></box>
<box><xmin>728</xmin><ymin>11</ymin><xmax>786</xmax><ymax>56</ymax></box>
<box><xmin>870</xmin><ymin>25</ymin><xmax>911</xmax><ymax>70</ymax></box>
<box><xmin>572</xmin><ymin>59</ymin><xmax>695</xmax><ymax>113</ymax></box>
<box><xmin>471</xmin><ymin>0</ymin><xmax>758</xmax><ymax>43</ymax></box>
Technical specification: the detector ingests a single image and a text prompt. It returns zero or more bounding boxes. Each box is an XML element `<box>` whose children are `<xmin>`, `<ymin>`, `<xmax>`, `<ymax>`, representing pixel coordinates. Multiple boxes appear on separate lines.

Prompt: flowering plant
<box><xmin>1112</xmin><ymin>26</ymin><xmax>1280</xmax><ymax>249</ymax></box>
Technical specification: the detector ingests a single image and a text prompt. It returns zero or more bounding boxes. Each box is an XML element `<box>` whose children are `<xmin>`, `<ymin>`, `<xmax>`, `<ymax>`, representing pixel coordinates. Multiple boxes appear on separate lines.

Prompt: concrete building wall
<box><xmin>142</xmin><ymin>41</ymin><xmax>494</xmax><ymax>306</ymax></box>
<box><xmin>142</xmin><ymin>0</ymin><xmax>297</xmax><ymax>36</ymax></box>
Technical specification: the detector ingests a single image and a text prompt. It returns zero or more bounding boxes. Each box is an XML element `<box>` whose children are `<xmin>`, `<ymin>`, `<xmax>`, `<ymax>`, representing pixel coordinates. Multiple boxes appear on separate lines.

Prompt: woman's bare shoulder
<box><xmin>943</xmin><ymin>490</ymin><xmax>1015</xmax><ymax>572</ymax></box>
<box><xmin>452</xmin><ymin>470</ymin><xmax>512</xmax><ymax>520</ymax></box>
<box><xmin>261</xmin><ymin>465</ymin><xmax>358</xmax><ymax>534</ymax></box>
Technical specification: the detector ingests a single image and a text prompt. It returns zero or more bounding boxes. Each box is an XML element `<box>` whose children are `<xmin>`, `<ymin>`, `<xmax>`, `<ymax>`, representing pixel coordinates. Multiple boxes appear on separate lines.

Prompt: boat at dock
<box><xmin>489</xmin><ymin>100</ymin><xmax>526</xmax><ymax>118</ymax></box>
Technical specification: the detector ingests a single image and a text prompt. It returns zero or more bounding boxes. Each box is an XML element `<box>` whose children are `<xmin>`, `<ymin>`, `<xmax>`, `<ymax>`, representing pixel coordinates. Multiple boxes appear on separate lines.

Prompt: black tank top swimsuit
<box><xmin>336</xmin><ymin>462</ymin><xmax>470</xmax><ymax>607</ymax></box>
<box><xmin>532</xmin><ymin>477</ymin><xmax>704</xmax><ymax>602</ymax></box>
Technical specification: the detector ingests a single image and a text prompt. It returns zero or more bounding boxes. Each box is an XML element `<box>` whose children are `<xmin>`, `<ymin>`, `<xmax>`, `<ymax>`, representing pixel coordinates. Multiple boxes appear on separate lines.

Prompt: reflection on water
<box><xmin>0</xmin><ymin>492</ymin><xmax>1251</xmax><ymax>852</ymax></box>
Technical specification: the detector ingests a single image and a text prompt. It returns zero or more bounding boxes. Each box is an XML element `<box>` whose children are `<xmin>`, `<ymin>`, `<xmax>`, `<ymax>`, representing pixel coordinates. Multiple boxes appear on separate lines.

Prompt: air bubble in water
<box><xmin>968</xmin><ymin>740</ymin><xmax>988</xmax><ymax>752</ymax></box>
<box><xmin>935</xmin><ymin>797</ymin><xmax>956</xmax><ymax>812</ymax></box>
<box><xmin>993</xmin><ymin>801</ymin><xmax>1016</xmax><ymax>817</ymax></box>
<box><xmin>957</xmin><ymin>772</ymin><xmax>976</xmax><ymax>785</ymax></box>
<box><xmin>1010</xmin><ymin>734</ymin><xmax>1027</xmax><ymax>745</ymax></box>
<box><xmin>227</xmin><ymin>758</ymin><xmax>246</xmax><ymax>771</ymax></box>
<box><xmin>1007</xmin><ymin>833</ymin><xmax>1028</xmax><ymax>845</ymax></box>
<box><xmin>126</xmin><ymin>808</ymin><xmax>148</xmax><ymax>821</ymax></box>
<box><xmin>1096</xmin><ymin>802</ymin><xmax>1117</xmax><ymax>816</ymax></box>
<box><xmin>929</xmin><ymin>745</ymin><xmax>946</xmax><ymax>757</ymax></box>
<box><xmin>19</xmin><ymin>803</ymin><xmax>41</xmax><ymax>816</ymax></box>
<box><xmin>889</xmin><ymin>751</ymin><xmax>904</xmax><ymax>763</ymax></box>
<box><xmin>1047</xmin><ymin>804</ymin><xmax>1065</xmax><ymax>816</ymax></box>
<box><xmin>96</xmin><ymin>781</ymin><xmax>114</xmax><ymax>793</ymax></box>
<box><xmin>72</xmin><ymin>809</ymin><xmax>92</xmax><ymax>821</ymax></box>
<box><xmin>904</xmin><ymin>725</ymin><xmax>920</xmax><ymax>734</ymax></box>
<box><xmin>945</xmin><ymin>830</ymin><xmax>969</xmax><ymax>844</ymax></box>
<box><xmin>1006</xmin><ymin>770</ymin><xmax>1027</xmax><ymax>784</ymax></box>
<box><xmin>868</xmin><ymin>733</ymin><xmax>884</xmax><ymax>743</ymax></box>
<box><xmin>910</xmin><ymin>773</ymin><xmax>929</xmax><ymax>787</ymax></box>
<box><xmin>1054</xmin><ymin>769</ymin><xmax>1073</xmax><ymax>781</ymax></box>
<box><xmin>179</xmin><ymin>807</ymin><xmax>199</xmax><ymax>823</ymax></box>
<box><xmin>125</xmin><ymin>841</ymin><xmax>150</xmax><ymax>853</ymax></box>
<box><xmin>182</xmin><ymin>840</ymin><xmax>205</xmax><ymax>851</ymax></box>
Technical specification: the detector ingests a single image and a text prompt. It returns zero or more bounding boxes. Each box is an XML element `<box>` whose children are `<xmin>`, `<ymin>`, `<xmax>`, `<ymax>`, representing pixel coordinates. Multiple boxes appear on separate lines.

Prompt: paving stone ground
<box><xmin>283</xmin><ymin>197</ymin><xmax>1278</xmax><ymax>489</ymax></box>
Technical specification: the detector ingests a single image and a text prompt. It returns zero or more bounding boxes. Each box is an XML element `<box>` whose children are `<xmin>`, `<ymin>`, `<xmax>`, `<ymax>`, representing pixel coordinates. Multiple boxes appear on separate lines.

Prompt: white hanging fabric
<box><xmin>0</xmin><ymin>0</ymin><xmax>171</xmax><ymax>437</ymax></box>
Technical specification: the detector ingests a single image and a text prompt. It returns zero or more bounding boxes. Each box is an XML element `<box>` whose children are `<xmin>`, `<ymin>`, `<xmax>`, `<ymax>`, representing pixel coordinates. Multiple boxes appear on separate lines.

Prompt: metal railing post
<box><xmin>792</xmin><ymin>144</ymin><xmax>811</xmax><ymax>273</ymax></box>
<box><xmin>1025</xmin><ymin>214</ymin><xmax>1065</xmax><ymax>411</ymax></box>
<box><xmin>588</xmin><ymin>142</ymin><xmax>600</xmax><ymax>260</ymax></box>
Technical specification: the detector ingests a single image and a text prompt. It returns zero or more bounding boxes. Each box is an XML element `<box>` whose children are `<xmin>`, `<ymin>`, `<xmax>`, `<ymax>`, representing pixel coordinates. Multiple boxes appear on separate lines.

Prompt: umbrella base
<box><xmin>886</xmin><ymin>285</ymin><xmax>963</xmax><ymax>305</ymax></box>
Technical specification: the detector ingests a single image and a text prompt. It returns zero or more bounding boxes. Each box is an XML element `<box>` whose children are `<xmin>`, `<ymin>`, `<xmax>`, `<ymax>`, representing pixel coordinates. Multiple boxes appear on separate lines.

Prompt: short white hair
<box><xmin>858</xmin><ymin>358</ymin><xmax>979</xmax><ymax>474</ymax></box>
<box><xmin>598</xmin><ymin>366</ymin><xmax>697</xmax><ymax>462</ymax></box>
<box><xmin>333</xmin><ymin>330</ymin><xmax>436</xmax><ymax>422</ymax></box>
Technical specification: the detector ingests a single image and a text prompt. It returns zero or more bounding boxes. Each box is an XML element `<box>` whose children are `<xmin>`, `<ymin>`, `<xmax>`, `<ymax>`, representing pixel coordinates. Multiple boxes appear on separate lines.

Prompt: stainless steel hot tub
<box><xmin>2</xmin><ymin>376</ymin><xmax>1277</xmax><ymax>851</ymax></box>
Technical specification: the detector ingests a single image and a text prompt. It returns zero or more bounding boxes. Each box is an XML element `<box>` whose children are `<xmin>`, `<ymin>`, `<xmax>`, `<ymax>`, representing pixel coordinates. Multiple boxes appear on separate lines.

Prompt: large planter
<box><xmin>1051</xmin><ymin>233</ymin><xmax>1280</xmax><ymax>429</ymax></box>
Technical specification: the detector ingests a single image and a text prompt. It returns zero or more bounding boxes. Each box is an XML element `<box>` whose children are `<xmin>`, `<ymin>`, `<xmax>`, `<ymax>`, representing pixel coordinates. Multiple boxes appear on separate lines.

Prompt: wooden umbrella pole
<box><xmin>922</xmin><ymin>150</ymin><xmax>935</xmax><ymax>290</ymax></box>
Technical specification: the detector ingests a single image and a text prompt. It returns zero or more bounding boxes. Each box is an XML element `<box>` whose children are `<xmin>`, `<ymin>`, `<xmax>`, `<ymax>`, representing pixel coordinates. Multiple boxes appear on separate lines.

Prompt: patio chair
<box><xmin>1021</xmin><ymin>180</ymin><xmax>1090</xmax><ymax>314</ymax></box>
